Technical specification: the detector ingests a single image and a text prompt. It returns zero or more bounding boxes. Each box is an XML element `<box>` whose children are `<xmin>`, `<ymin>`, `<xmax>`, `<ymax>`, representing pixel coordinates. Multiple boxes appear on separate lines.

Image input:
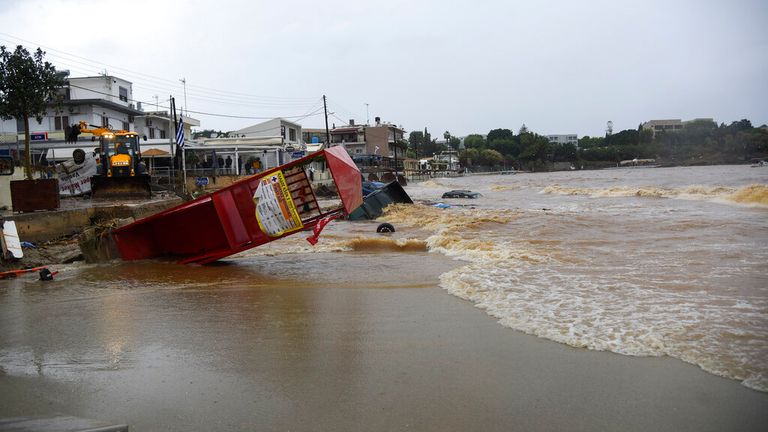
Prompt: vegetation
<box><xmin>0</xmin><ymin>45</ymin><xmax>64</xmax><ymax>179</ymax></box>
<box><xmin>407</xmin><ymin>119</ymin><xmax>768</xmax><ymax>171</ymax></box>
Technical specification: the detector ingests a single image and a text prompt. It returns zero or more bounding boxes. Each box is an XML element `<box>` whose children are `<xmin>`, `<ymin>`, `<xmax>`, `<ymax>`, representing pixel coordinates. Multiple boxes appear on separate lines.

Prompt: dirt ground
<box><xmin>0</xmin><ymin>234</ymin><xmax>84</xmax><ymax>274</ymax></box>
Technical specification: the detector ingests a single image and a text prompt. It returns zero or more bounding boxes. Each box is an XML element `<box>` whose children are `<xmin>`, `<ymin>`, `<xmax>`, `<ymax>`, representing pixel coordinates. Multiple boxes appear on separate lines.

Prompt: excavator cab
<box><xmin>90</xmin><ymin>128</ymin><xmax>151</xmax><ymax>199</ymax></box>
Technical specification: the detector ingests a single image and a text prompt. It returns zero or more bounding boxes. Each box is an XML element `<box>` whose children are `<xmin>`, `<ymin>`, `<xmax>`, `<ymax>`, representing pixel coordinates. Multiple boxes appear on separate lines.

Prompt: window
<box><xmin>289</xmin><ymin>128</ymin><xmax>296</xmax><ymax>142</ymax></box>
<box><xmin>122</xmin><ymin>121</ymin><xmax>129</xmax><ymax>131</ymax></box>
<box><xmin>281</xmin><ymin>125</ymin><xmax>286</xmax><ymax>138</ymax></box>
<box><xmin>119</xmin><ymin>86</ymin><xmax>128</xmax><ymax>102</ymax></box>
<box><xmin>149</xmin><ymin>128</ymin><xmax>155</xmax><ymax>139</ymax></box>
<box><xmin>102</xmin><ymin>116</ymin><xmax>109</xmax><ymax>127</ymax></box>
<box><xmin>160</xmin><ymin>130</ymin><xmax>166</xmax><ymax>139</ymax></box>
<box><xmin>54</xmin><ymin>115</ymin><xmax>69</xmax><ymax>131</ymax></box>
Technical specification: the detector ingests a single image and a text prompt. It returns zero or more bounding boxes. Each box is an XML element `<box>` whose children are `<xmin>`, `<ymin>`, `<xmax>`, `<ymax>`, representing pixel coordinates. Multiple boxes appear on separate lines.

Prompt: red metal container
<box><xmin>112</xmin><ymin>147</ymin><xmax>362</xmax><ymax>264</ymax></box>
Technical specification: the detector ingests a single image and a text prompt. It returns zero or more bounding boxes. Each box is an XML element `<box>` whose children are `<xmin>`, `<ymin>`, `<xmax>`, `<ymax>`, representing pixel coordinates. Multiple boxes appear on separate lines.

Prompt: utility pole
<box><xmin>179</xmin><ymin>78</ymin><xmax>187</xmax><ymax>116</ymax></box>
<box><xmin>323</xmin><ymin>95</ymin><xmax>330</xmax><ymax>146</ymax></box>
<box><xmin>365</xmin><ymin>103</ymin><xmax>369</xmax><ymax>125</ymax></box>
<box><xmin>393</xmin><ymin>128</ymin><xmax>399</xmax><ymax>182</ymax></box>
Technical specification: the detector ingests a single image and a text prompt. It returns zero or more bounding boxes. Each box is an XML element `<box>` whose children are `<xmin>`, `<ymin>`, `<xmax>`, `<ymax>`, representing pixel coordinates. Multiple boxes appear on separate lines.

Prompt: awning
<box><xmin>142</xmin><ymin>148</ymin><xmax>171</xmax><ymax>158</ymax></box>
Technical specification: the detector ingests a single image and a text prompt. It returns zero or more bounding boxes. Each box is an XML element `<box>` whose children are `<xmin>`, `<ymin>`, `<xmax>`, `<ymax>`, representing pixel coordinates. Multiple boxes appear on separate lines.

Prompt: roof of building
<box><xmin>60</xmin><ymin>99</ymin><xmax>143</xmax><ymax>116</ymax></box>
<box><xmin>234</xmin><ymin>118</ymin><xmax>302</xmax><ymax>135</ymax></box>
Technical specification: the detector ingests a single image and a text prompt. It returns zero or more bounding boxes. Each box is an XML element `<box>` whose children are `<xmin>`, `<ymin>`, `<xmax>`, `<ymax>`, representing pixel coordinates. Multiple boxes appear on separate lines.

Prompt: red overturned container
<box><xmin>112</xmin><ymin>146</ymin><xmax>363</xmax><ymax>264</ymax></box>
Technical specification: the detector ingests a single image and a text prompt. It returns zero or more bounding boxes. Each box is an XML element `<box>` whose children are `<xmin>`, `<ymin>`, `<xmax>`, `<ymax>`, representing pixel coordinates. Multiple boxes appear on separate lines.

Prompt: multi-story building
<box><xmin>0</xmin><ymin>73</ymin><xmax>198</xmax><ymax>163</ymax></box>
<box><xmin>233</xmin><ymin>118</ymin><xmax>302</xmax><ymax>149</ymax></box>
<box><xmin>302</xmin><ymin>128</ymin><xmax>328</xmax><ymax>146</ymax></box>
<box><xmin>329</xmin><ymin>117</ymin><xmax>405</xmax><ymax>157</ymax></box>
<box><xmin>641</xmin><ymin>119</ymin><xmax>684</xmax><ymax>135</ymax></box>
<box><xmin>641</xmin><ymin>118</ymin><xmax>715</xmax><ymax>136</ymax></box>
<box><xmin>546</xmin><ymin>134</ymin><xmax>579</xmax><ymax>146</ymax></box>
<box><xmin>133</xmin><ymin>111</ymin><xmax>200</xmax><ymax>157</ymax></box>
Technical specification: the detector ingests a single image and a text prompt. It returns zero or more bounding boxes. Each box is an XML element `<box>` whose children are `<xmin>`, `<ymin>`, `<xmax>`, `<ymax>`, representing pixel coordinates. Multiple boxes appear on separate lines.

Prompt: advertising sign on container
<box><xmin>292</xmin><ymin>151</ymin><xmax>306</xmax><ymax>159</ymax></box>
<box><xmin>252</xmin><ymin>171</ymin><xmax>303</xmax><ymax>237</ymax></box>
<box><xmin>56</xmin><ymin>151</ymin><xmax>97</xmax><ymax>196</ymax></box>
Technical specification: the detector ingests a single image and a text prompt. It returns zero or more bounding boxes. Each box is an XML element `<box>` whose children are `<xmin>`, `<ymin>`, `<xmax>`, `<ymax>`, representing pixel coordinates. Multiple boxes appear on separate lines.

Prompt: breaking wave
<box><xmin>490</xmin><ymin>185</ymin><xmax>519</xmax><ymax>192</ymax></box>
<box><xmin>347</xmin><ymin>237</ymin><xmax>428</xmax><ymax>252</ymax></box>
<box><xmin>380</xmin><ymin>203</ymin><xmax>768</xmax><ymax>392</ymax></box>
<box><xmin>541</xmin><ymin>184</ymin><xmax>768</xmax><ymax>206</ymax></box>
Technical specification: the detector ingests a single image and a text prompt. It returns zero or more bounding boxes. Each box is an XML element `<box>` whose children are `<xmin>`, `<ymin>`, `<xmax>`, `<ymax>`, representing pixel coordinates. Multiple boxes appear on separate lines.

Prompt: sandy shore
<box><xmin>1</xmin><ymin>248</ymin><xmax>767</xmax><ymax>431</ymax></box>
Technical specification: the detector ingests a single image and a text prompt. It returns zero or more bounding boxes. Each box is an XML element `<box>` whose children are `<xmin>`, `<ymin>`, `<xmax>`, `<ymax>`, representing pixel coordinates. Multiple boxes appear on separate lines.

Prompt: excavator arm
<box><xmin>77</xmin><ymin>121</ymin><xmax>128</xmax><ymax>137</ymax></box>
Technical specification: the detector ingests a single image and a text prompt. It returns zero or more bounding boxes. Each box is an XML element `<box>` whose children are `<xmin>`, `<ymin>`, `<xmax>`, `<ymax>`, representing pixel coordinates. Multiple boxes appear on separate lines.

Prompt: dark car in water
<box><xmin>441</xmin><ymin>190</ymin><xmax>482</xmax><ymax>199</ymax></box>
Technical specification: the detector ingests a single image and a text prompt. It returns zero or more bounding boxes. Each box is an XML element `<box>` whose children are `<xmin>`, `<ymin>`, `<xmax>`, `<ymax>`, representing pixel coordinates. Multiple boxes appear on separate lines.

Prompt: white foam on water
<box><xmin>380</xmin><ymin>198</ymin><xmax>768</xmax><ymax>392</ymax></box>
<box><xmin>436</xmin><ymin>236</ymin><xmax>768</xmax><ymax>392</ymax></box>
<box><xmin>541</xmin><ymin>184</ymin><xmax>768</xmax><ymax>207</ymax></box>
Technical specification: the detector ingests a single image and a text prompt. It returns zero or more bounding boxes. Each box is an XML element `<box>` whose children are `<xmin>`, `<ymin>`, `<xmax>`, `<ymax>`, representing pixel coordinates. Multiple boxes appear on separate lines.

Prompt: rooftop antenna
<box><xmin>606</xmin><ymin>120</ymin><xmax>613</xmax><ymax>136</ymax></box>
<box><xmin>365</xmin><ymin>103</ymin><xmax>370</xmax><ymax>125</ymax></box>
<box><xmin>153</xmin><ymin>95</ymin><xmax>159</xmax><ymax>112</ymax></box>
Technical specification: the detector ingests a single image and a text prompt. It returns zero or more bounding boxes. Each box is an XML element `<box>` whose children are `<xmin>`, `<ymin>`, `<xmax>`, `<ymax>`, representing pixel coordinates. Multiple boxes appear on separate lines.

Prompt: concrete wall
<box><xmin>6</xmin><ymin>198</ymin><xmax>182</xmax><ymax>243</ymax></box>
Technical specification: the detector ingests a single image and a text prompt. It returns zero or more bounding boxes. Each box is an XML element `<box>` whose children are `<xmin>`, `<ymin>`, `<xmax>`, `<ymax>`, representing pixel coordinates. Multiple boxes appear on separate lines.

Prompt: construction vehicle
<box><xmin>78</xmin><ymin>121</ymin><xmax>151</xmax><ymax>198</ymax></box>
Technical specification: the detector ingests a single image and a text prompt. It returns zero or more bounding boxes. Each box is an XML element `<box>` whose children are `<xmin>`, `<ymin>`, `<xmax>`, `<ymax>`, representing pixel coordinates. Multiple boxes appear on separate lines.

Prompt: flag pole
<box><xmin>172</xmin><ymin>96</ymin><xmax>187</xmax><ymax>195</ymax></box>
<box><xmin>180</xmin><ymin>115</ymin><xmax>187</xmax><ymax>195</ymax></box>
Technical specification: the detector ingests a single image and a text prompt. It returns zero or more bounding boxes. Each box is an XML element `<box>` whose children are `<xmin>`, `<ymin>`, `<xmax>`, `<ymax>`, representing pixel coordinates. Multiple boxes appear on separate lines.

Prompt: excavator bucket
<box><xmin>90</xmin><ymin>175</ymin><xmax>152</xmax><ymax>199</ymax></box>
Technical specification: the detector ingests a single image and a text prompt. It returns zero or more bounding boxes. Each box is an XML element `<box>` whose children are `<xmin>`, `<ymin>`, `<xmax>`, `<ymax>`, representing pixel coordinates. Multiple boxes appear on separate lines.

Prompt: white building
<box><xmin>133</xmin><ymin>111</ymin><xmax>200</xmax><ymax>157</ymax></box>
<box><xmin>0</xmin><ymin>74</ymin><xmax>199</xmax><ymax>163</ymax></box>
<box><xmin>546</xmin><ymin>134</ymin><xmax>579</xmax><ymax>146</ymax></box>
<box><xmin>233</xmin><ymin>118</ymin><xmax>303</xmax><ymax>149</ymax></box>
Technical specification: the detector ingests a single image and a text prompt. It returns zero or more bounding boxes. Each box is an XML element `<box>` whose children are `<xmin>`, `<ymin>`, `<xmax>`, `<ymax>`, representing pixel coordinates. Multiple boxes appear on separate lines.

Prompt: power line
<box><xmin>0</xmin><ymin>32</ymin><xmax>321</xmax><ymax>104</ymax></box>
<box><xmin>0</xmin><ymin>33</ymin><xmax>350</xmax><ymax>126</ymax></box>
<box><xmin>66</xmin><ymin>83</ymin><xmax>324</xmax><ymax>121</ymax></box>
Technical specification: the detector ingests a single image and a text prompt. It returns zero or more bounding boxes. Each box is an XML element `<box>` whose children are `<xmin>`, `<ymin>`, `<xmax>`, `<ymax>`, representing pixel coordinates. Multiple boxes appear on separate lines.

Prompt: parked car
<box><xmin>441</xmin><ymin>190</ymin><xmax>482</xmax><ymax>199</ymax></box>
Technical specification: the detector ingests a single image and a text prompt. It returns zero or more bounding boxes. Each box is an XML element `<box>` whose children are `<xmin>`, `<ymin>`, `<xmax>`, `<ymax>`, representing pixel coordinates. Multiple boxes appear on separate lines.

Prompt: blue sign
<box><xmin>311</xmin><ymin>136</ymin><xmax>319</xmax><ymax>144</ymax></box>
<box><xmin>30</xmin><ymin>132</ymin><xmax>48</xmax><ymax>141</ymax></box>
<box><xmin>195</xmin><ymin>177</ymin><xmax>210</xmax><ymax>187</ymax></box>
<box><xmin>292</xmin><ymin>151</ymin><xmax>306</xmax><ymax>159</ymax></box>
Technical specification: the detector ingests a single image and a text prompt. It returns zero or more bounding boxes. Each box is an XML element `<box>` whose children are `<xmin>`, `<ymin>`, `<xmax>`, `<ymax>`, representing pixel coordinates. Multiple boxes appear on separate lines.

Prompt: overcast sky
<box><xmin>1</xmin><ymin>0</ymin><xmax>766</xmax><ymax>138</ymax></box>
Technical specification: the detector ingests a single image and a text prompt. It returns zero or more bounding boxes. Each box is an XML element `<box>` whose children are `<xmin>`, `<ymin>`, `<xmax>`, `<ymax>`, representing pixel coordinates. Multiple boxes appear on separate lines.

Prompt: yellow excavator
<box><xmin>78</xmin><ymin>121</ymin><xmax>151</xmax><ymax>198</ymax></box>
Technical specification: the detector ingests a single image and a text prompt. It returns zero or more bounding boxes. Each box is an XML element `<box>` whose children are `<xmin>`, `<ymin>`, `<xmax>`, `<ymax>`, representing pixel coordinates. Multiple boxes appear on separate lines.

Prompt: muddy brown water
<box><xmin>1</xmin><ymin>165</ymin><xmax>767</xmax><ymax>431</ymax></box>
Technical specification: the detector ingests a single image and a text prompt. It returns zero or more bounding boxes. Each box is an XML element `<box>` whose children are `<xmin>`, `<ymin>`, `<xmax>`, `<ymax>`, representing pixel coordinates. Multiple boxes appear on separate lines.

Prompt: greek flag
<box><xmin>176</xmin><ymin>118</ymin><xmax>185</xmax><ymax>148</ymax></box>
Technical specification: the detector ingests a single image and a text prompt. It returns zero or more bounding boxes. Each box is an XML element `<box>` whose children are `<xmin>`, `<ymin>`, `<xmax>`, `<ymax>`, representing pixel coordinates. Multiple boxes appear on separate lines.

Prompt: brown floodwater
<box><xmin>1</xmin><ymin>165</ymin><xmax>767</xmax><ymax>431</ymax></box>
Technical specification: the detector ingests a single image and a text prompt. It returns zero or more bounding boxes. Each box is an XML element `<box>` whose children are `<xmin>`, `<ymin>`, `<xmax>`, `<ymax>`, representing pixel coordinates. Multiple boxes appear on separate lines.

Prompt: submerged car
<box><xmin>441</xmin><ymin>189</ymin><xmax>482</xmax><ymax>199</ymax></box>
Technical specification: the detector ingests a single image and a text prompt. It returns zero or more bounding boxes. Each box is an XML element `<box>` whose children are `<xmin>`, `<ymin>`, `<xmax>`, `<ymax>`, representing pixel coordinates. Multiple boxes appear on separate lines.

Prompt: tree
<box><xmin>408</xmin><ymin>130</ymin><xmax>424</xmax><ymax>157</ymax></box>
<box><xmin>463</xmin><ymin>134</ymin><xmax>486</xmax><ymax>149</ymax></box>
<box><xmin>488</xmin><ymin>138</ymin><xmax>519</xmax><ymax>157</ymax></box>
<box><xmin>518</xmin><ymin>123</ymin><xmax>529</xmax><ymax>135</ymax></box>
<box><xmin>459</xmin><ymin>148</ymin><xmax>480</xmax><ymax>167</ymax></box>
<box><xmin>0</xmin><ymin>45</ymin><xmax>64</xmax><ymax>179</ymax></box>
<box><xmin>553</xmin><ymin>143</ymin><xmax>577</xmax><ymax>162</ymax></box>
<box><xmin>487</xmin><ymin>128</ymin><xmax>514</xmax><ymax>143</ymax></box>
<box><xmin>478</xmin><ymin>149</ymin><xmax>504</xmax><ymax>166</ymax></box>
